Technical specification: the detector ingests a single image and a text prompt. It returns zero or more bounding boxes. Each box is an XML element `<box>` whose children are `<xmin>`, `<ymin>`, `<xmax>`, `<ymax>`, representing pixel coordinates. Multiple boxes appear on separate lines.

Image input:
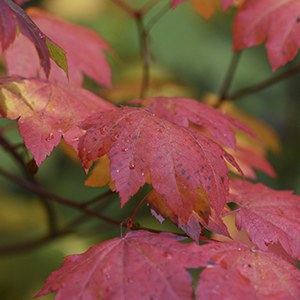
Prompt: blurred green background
<box><xmin>0</xmin><ymin>0</ymin><xmax>299</xmax><ymax>299</ymax></box>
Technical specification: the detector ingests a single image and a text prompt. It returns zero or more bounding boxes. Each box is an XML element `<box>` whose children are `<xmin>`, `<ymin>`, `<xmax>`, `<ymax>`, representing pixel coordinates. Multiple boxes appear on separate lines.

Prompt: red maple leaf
<box><xmin>4</xmin><ymin>8</ymin><xmax>111</xmax><ymax>87</ymax></box>
<box><xmin>35</xmin><ymin>231</ymin><xmax>200</xmax><ymax>300</ymax></box>
<box><xmin>228</xmin><ymin>145</ymin><xmax>276</xmax><ymax>179</ymax></box>
<box><xmin>233</xmin><ymin>0</ymin><xmax>300</xmax><ymax>70</ymax></box>
<box><xmin>0</xmin><ymin>0</ymin><xmax>66</xmax><ymax>77</ymax></box>
<box><xmin>78</xmin><ymin>106</ymin><xmax>241</xmax><ymax>236</ymax></box>
<box><xmin>195</xmin><ymin>241</ymin><xmax>300</xmax><ymax>299</ymax></box>
<box><xmin>142</xmin><ymin>96</ymin><xmax>254</xmax><ymax>150</ymax></box>
<box><xmin>171</xmin><ymin>0</ymin><xmax>185</xmax><ymax>8</ymax></box>
<box><xmin>146</xmin><ymin>189</ymin><xmax>230</xmax><ymax>240</ymax></box>
<box><xmin>0</xmin><ymin>77</ymin><xmax>114</xmax><ymax>166</ymax></box>
<box><xmin>229</xmin><ymin>179</ymin><xmax>300</xmax><ymax>258</ymax></box>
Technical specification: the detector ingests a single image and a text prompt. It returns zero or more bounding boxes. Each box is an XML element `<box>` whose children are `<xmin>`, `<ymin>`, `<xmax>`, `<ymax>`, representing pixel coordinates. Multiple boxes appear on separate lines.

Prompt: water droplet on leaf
<box><xmin>129</xmin><ymin>161</ymin><xmax>135</xmax><ymax>169</ymax></box>
<box><xmin>99</xmin><ymin>126</ymin><xmax>108</xmax><ymax>135</ymax></box>
<box><xmin>46</xmin><ymin>132</ymin><xmax>54</xmax><ymax>141</ymax></box>
<box><xmin>163</xmin><ymin>252</ymin><xmax>173</xmax><ymax>259</ymax></box>
<box><xmin>111</xmin><ymin>134</ymin><xmax>119</xmax><ymax>142</ymax></box>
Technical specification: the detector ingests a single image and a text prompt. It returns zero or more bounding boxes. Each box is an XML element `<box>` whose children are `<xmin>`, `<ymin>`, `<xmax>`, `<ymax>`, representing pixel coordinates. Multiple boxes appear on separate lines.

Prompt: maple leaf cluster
<box><xmin>0</xmin><ymin>0</ymin><xmax>299</xmax><ymax>299</ymax></box>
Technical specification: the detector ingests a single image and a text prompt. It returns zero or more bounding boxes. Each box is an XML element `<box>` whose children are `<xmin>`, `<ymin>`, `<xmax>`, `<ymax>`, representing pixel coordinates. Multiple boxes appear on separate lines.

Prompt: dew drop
<box><xmin>163</xmin><ymin>252</ymin><xmax>173</xmax><ymax>259</ymax></box>
<box><xmin>111</xmin><ymin>134</ymin><xmax>119</xmax><ymax>142</ymax></box>
<box><xmin>122</xmin><ymin>147</ymin><xmax>128</xmax><ymax>152</ymax></box>
<box><xmin>46</xmin><ymin>132</ymin><xmax>54</xmax><ymax>141</ymax></box>
<box><xmin>99</xmin><ymin>126</ymin><xmax>108</xmax><ymax>135</ymax></box>
<box><xmin>141</xmin><ymin>172</ymin><xmax>145</xmax><ymax>176</ymax></box>
<box><xmin>127</xmin><ymin>278</ymin><xmax>134</xmax><ymax>284</ymax></box>
<box><xmin>72</xmin><ymin>137</ymin><xmax>79</xmax><ymax>142</ymax></box>
<box><xmin>250</xmin><ymin>246</ymin><xmax>256</xmax><ymax>253</ymax></box>
<box><xmin>129</xmin><ymin>161</ymin><xmax>135</xmax><ymax>169</ymax></box>
<box><xmin>116</xmin><ymin>169</ymin><xmax>120</xmax><ymax>173</ymax></box>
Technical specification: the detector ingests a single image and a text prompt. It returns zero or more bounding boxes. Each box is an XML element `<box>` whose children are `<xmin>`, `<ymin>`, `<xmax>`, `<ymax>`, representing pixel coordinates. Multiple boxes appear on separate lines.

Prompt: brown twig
<box><xmin>0</xmin><ymin>230</ymin><xmax>70</xmax><ymax>255</ymax></box>
<box><xmin>136</xmin><ymin>18</ymin><xmax>151</xmax><ymax>98</ymax></box>
<box><xmin>218</xmin><ymin>51</ymin><xmax>242</xmax><ymax>103</ymax></box>
<box><xmin>0</xmin><ymin>167</ymin><xmax>121</xmax><ymax>225</ymax></box>
<box><xmin>140</xmin><ymin>0</ymin><xmax>161</xmax><ymax>15</ymax></box>
<box><xmin>0</xmin><ymin>135</ymin><xmax>58</xmax><ymax>235</ymax></box>
<box><xmin>229</xmin><ymin>62</ymin><xmax>300</xmax><ymax>100</ymax></box>
<box><xmin>111</xmin><ymin>0</ymin><xmax>136</xmax><ymax>17</ymax></box>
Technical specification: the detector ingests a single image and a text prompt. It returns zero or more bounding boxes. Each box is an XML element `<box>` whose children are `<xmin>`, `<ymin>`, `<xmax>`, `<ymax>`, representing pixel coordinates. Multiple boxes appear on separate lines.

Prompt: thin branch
<box><xmin>82</xmin><ymin>189</ymin><xmax>115</xmax><ymax>208</ymax></box>
<box><xmin>145</xmin><ymin>1</ymin><xmax>171</xmax><ymax>31</ymax></box>
<box><xmin>0</xmin><ymin>135</ymin><xmax>29</xmax><ymax>176</ymax></box>
<box><xmin>0</xmin><ymin>135</ymin><xmax>58</xmax><ymax>235</ymax></box>
<box><xmin>0</xmin><ymin>230</ymin><xmax>70</xmax><ymax>255</ymax></box>
<box><xmin>140</xmin><ymin>0</ymin><xmax>161</xmax><ymax>15</ymax></box>
<box><xmin>111</xmin><ymin>0</ymin><xmax>136</xmax><ymax>17</ymax></box>
<box><xmin>218</xmin><ymin>51</ymin><xmax>242</xmax><ymax>102</ymax></box>
<box><xmin>136</xmin><ymin>2</ymin><xmax>171</xmax><ymax>98</ymax></box>
<box><xmin>229</xmin><ymin>62</ymin><xmax>300</xmax><ymax>100</ymax></box>
<box><xmin>136</xmin><ymin>18</ymin><xmax>151</xmax><ymax>98</ymax></box>
<box><xmin>0</xmin><ymin>167</ymin><xmax>121</xmax><ymax>225</ymax></box>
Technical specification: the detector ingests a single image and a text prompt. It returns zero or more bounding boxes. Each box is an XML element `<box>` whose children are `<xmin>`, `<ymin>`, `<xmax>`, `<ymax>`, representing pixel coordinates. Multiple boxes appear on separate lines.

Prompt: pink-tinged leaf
<box><xmin>191</xmin><ymin>0</ymin><xmax>237</xmax><ymax>19</ymax></box>
<box><xmin>142</xmin><ymin>97</ymin><xmax>254</xmax><ymax>150</ymax></box>
<box><xmin>35</xmin><ymin>231</ymin><xmax>200</xmax><ymax>300</ymax></box>
<box><xmin>14</xmin><ymin>0</ymin><xmax>30</xmax><ymax>4</ymax></box>
<box><xmin>233</xmin><ymin>0</ymin><xmax>300</xmax><ymax>70</ymax></box>
<box><xmin>0</xmin><ymin>0</ymin><xmax>66</xmax><ymax>77</ymax></box>
<box><xmin>0</xmin><ymin>77</ymin><xmax>114</xmax><ymax>166</ymax></box>
<box><xmin>228</xmin><ymin>145</ymin><xmax>276</xmax><ymax>179</ymax></box>
<box><xmin>79</xmin><ymin>107</ymin><xmax>241</xmax><ymax>236</ymax></box>
<box><xmin>5</xmin><ymin>8</ymin><xmax>111</xmax><ymax>87</ymax></box>
<box><xmin>146</xmin><ymin>190</ymin><xmax>229</xmax><ymax>240</ymax></box>
<box><xmin>195</xmin><ymin>241</ymin><xmax>300</xmax><ymax>299</ymax></box>
<box><xmin>229</xmin><ymin>179</ymin><xmax>300</xmax><ymax>258</ymax></box>
<box><xmin>171</xmin><ymin>0</ymin><xmax>186</xmax><ymax>8</ymax></box>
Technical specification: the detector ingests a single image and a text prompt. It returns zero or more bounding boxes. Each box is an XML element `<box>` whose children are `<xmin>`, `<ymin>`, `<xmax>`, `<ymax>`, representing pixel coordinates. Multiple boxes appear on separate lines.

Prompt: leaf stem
<box><xmin>218</xmin><ymin>51</ymin><xmax>242</xmax><ymax>103</ymax></box>
<box><xmin>229</xmin><ymin>62</ymin><xmax>300</xmax><ymax>100</ymax></box>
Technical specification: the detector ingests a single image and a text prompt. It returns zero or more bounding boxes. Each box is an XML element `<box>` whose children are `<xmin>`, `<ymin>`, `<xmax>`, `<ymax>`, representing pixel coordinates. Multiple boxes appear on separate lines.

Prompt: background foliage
<box><xmin>0</xmin><ymin>0</ymin><xmax>299</xmax><ymax>299</ymax></box>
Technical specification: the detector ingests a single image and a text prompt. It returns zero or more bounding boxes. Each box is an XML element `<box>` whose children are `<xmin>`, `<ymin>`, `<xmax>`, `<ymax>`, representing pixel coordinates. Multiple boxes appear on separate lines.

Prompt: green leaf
<box><xmin>46</xmin><ymin>38</ymin><xmax>68</xmax><ymax>78</ymax></box>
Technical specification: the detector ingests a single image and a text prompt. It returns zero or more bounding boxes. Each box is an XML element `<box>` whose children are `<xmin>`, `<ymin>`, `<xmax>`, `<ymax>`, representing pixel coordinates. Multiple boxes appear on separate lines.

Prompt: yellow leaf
<box><xmin>220</xmin><ymin>101</ymin><xmax>281</xmax><ymax>154</ymax></box>
<box><xmin>85</xmin><ymin>155</ymin><xmax>115</xmax><ymax>191</ymax></box>
<box><xmin>192</xmin><ymin>0</ymin><xmax>220</xmax><ymax>19</ymax></box>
